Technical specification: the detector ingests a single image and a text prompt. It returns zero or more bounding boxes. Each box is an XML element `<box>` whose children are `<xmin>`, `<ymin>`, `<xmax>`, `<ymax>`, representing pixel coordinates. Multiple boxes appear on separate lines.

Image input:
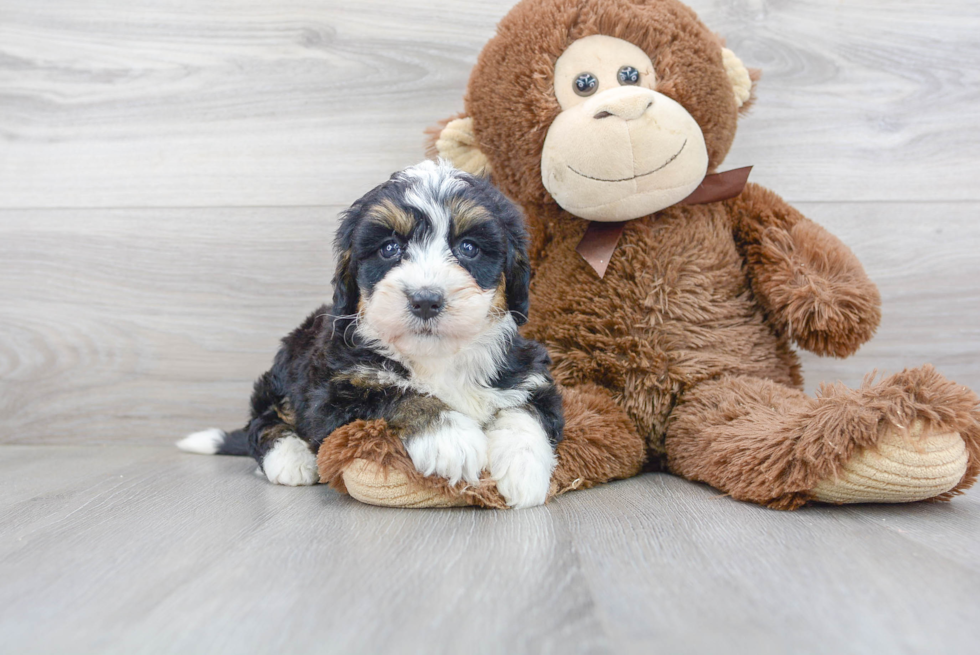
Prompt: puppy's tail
<box><xmin>176</xmin><ymin>428</ymin><xmax>249</xmax><ymax>456</ymax></box>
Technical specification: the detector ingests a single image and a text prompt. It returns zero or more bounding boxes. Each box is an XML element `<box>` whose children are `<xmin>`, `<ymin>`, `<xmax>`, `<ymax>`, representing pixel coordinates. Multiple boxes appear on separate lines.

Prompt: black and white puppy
<box><xmin>178</xmin><ymin>160</ymin><xmax>563</xmax><ymax>509</ymax></box>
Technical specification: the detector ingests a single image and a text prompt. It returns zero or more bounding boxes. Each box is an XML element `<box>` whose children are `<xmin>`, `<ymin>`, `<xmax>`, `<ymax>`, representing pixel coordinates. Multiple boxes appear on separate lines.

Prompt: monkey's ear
<box><xmin>721</xmin><ymin>47</ymin><xmax>759</xmax><ymax>112</ymax></box>
<box><xmin>425</xmin><ymin>115</ymin><xmax>492</xmax><ymax>177</ymax></box>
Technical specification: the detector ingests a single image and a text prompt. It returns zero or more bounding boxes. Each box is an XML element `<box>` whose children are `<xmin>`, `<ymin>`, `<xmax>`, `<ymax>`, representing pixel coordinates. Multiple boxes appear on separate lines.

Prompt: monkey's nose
<box><xmin>407</xmin><ymin>289</ymin><xmax>444</xmax><ymax>320</ymax></box>
<box><xmin>590</xmin><ymin>87</ymin><xmax>655</xmax><ymax>121</ymax></box>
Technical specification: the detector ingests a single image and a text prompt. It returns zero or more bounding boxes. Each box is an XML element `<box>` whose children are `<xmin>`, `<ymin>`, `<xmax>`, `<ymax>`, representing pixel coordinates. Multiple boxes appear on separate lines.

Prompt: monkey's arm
<box><xmin>727</xmin><ymin>183</ymin><xmax>881</xmax><ymax>358</ymax></box>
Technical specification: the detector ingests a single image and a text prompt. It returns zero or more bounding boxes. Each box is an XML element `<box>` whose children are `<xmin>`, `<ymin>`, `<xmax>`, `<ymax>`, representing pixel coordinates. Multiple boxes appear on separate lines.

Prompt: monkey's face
<box><xmin>446</xmin><ymin>0</ymin><xmax>754</xmax><ymax>222</ymax></box>
<box><xmin>540</xmin><ymin>35</ymin><xmax>709</xmax><ymax>222</ymax></box>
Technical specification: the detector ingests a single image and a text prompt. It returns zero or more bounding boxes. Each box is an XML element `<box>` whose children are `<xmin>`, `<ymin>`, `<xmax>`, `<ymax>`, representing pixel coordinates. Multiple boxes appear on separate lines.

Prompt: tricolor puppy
<box><xmin>178</xmin><ymin>160</ymin><xmax>563</xmax><ymax>509</ymax></box>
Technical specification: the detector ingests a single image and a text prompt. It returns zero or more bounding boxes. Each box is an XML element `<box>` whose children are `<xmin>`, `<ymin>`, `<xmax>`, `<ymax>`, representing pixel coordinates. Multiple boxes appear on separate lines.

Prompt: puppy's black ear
<box><xmin>331</xmin><ymin>206</ymin><xmax>361</xmax><ymax>317</ymax></box>
<box><xmin>505</xmin><ymin>247</ymin><xmax>532</xmax><ymax>325</ymax></box>
<box><xmin>461</xmin><ymin>171</ymin><xmax>533</xmax><ymax>325</ymax></box>
<box><xmin>498</xmin><ymin>200</ymin><xmax>532</xmax><ymax>326</ymax></box>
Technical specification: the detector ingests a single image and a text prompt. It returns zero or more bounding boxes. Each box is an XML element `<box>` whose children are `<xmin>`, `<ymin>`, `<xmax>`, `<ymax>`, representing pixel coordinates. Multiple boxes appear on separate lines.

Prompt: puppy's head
<box><xmin>332</xmin><ymin>160</ymin><xmax>531</xmax><ymax>358</ymax></box>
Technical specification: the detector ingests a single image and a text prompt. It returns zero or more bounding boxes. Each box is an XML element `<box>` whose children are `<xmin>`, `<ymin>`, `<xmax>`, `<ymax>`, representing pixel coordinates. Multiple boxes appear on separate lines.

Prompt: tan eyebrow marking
<box><xmin>450</xmin><ymin>197</ymin><xmax>493</xmax><ymax>236</ymax></box>
<box><xmin>367</xmin><ymin>198</ymin><xmax>414</xmax><ymax>234</ymax></box>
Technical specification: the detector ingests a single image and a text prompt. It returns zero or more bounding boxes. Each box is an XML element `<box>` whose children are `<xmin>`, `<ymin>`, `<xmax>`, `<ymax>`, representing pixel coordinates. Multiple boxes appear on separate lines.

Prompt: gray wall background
<box><xmin>1</xmin><ymin>0</ymin><xmax>978</xmax><ymax>445</ymax></box>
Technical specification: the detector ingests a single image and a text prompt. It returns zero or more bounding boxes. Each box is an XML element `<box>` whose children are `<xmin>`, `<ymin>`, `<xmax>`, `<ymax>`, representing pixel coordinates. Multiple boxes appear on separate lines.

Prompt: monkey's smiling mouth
<box><xmin>568</xmin><ymin>139</ymin><xmax>688</xmax><ymax>183</ymax></box>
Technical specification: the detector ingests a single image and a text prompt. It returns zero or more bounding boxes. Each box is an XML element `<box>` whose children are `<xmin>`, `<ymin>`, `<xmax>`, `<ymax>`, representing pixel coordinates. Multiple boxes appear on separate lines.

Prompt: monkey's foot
<box><xmin>342</xmin><ymin>459</ymin><xmax>469</xmax><ymax>508</ymax></box>
<box><xmin>811</xmin><ymin>420</ymin><xmax>969</xmax><ymax>504</ymax></box>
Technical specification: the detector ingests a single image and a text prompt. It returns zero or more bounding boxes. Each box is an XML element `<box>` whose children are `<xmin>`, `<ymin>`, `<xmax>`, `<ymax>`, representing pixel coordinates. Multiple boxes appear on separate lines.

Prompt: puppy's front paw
<box><xmin>487</xmin><ymin>409</ymin><xmax>557</xmax><ymax>509</ymax></box>
<box><xmin>404</xmin><ymin>411</ymin><xmax>488</xmax><ymax>485</ymax></box>
<box><xmin>262</xmin><ymin>435</ymin><xmax>319</xmax><ymax>486</ymax></box>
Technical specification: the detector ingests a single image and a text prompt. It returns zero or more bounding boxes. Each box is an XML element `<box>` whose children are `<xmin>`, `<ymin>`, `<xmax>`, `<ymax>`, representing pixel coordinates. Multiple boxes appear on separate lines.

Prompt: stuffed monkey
<box><xmin>318</xmin><ymin>0</ymin><xmax>979</xmax><ymax>509</ymax></box>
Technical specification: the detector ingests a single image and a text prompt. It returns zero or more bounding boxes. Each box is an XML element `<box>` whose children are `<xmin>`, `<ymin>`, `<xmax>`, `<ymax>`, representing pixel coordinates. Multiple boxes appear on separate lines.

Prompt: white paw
<box><xmin>404</xmin><ymin>411</ymin><xmax>488</xmax><ymax>485</ymax></box>
<box><xmin>261</xmin><ymin>435</ymin><xmax>319</xmax><ymax>486</ymax></box>
<box><xmin>487</xmin><ymin>409</ymin><xmax>557</xmax><ymax>509</ymax></box>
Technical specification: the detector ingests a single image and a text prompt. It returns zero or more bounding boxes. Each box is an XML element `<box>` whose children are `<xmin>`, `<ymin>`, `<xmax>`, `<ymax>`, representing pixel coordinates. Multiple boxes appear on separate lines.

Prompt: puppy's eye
<box><xmin>457</xmin><ymin>239</ymin><xmax>480</xmax><ymax>259</ymax></box>
<box><xmin>574</xmin><ymin>72</ymin><xmax>598</xmax><ymax>97</ymax></box>
<box><xmin>379</xmin><ymin>240</ymin><xmax>402</xmax><ymax>260</ymax></box>
<box><xmin>618</xmin><ymin>65</ymin><xmax>640</xmax><ymax>86</ymax></box>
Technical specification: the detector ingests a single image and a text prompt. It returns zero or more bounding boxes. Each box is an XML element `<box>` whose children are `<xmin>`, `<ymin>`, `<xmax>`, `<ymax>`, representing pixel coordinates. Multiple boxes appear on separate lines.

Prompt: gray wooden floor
<box><xmin>2</xmin><ymin>0</ymin><xmax>980</xmax><ymax>652</ymax></box>
<box><xmin>2</xmin><ymin>445</ymin><xmax>979</xmax><ymax>655</ymax></box>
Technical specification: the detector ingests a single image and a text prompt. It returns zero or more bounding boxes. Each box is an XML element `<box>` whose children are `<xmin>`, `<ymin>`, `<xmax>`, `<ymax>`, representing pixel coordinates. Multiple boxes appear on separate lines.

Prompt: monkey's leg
<box><xmin>665</xmin><ymin>367</ymin><xmax>979</xmax><ymax>510</ymax></box>
<box><xmin>317</xmin><ymin>383</ymin><xmax>646</xmax><ymax>508</ymax></box>
<box><xmin>548</xmin><ymin>383</ymin><xmax>646</xmax><ymax>495</ymax></box>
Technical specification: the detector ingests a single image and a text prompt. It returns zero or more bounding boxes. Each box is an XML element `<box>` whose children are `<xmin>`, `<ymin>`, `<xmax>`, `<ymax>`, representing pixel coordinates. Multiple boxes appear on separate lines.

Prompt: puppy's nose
<box><xmin>407</xmin><ymin>289</ymin><xmax>444</xmax><ymax>320</ymax></box>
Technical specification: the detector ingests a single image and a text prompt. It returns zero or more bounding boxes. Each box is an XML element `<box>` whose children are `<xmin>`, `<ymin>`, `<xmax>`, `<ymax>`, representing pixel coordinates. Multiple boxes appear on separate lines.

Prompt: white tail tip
<box><xmin>176</xmin><ymin>428</ymin><xmax>227</xmax><ymax>455</ymax></box>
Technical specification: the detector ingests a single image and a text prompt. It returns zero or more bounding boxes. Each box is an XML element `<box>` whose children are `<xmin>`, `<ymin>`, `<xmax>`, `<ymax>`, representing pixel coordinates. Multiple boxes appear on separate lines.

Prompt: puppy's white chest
<box><xmin>414</xmin><ymin>367</ymin><xmax>526</xmax><ymax>426</ymax></box>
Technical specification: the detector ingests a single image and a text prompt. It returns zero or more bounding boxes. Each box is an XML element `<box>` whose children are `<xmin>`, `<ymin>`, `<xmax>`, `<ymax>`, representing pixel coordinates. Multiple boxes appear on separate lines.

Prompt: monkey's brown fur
<box><xmin>318</xmin><ymin>0</ymin><xmax>980</xmax><ymax>508</ymax></box>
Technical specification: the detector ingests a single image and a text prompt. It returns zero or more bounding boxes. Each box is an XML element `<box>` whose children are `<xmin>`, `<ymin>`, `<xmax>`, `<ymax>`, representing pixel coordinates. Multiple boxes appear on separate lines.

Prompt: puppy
<box><xmin>178</xmin><ymin>160</ymin><xmax>563</xmax><ymax>509</ymax></box>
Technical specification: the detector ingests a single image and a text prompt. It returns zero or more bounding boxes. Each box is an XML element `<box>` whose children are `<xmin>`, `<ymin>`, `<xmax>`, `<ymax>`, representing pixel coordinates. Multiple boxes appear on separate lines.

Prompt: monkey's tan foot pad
<box><xmin>342</xmin><ymin>459</ymin><xmax>470</xmax><ymax>508</ymax></box>
<box><xmin>811</xmin><ymin>421</ymin><xmax>969</xmax><ymax>504</ymax></box>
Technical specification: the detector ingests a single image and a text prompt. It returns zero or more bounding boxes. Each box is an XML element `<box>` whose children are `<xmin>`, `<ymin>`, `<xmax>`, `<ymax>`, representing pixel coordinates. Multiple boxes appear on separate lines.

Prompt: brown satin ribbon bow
<box><xmin>575</xmin><ymin>166</ymin><xmax>753</xmax><ymax>277</ymax></box>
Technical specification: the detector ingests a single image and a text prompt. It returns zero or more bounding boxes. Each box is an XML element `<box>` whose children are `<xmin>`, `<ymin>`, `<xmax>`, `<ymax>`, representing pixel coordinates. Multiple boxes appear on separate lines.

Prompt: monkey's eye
<box><xmin>573</xmin><ymin>72</ymin><xmax>598</xmax><ymax>97</ymax></box>
<box><xmin>379</xmin><ymin>240</ymin><xmax>402</xmax><ymax>260</ymax></box>
<box><xmin>457</xmin><ymin>239</ymin><xmax>480</xmax><ymax>259</ymax></box>
<box><xmin>617</xmin><ymin>65</ymin><xmax>640</xmax><ymax>86</ymax></box>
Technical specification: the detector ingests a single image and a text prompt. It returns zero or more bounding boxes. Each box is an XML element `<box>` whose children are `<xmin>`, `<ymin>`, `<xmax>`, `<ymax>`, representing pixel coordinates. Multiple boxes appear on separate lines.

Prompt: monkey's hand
<box><xmin>730</xmin><ymin>184</ymin><xmax>881</xmax><ymax>358</ymax></box>
<box><xmin>755</xmin><ymin>220</ymin><xmax>880</xmax><ymax>356</ymax></box>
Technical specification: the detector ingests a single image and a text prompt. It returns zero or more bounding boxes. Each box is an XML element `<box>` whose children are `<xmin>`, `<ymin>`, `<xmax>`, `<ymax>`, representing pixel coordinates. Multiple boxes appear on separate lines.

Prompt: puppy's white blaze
<box><xmin>404</xmin><ymin>411</ymin><xmax>488</xmax><ymax>485</ymax></box>
<box><xmin>176</xmin><ymin>428</ymin><xmax>226</xmax><ymax>455</ymax></box>
<box><xmin>401</xmin><ymin>236</ymin><xmax>456</xmax><ymax>294</ymax></box>
<box><xmin>406</xmin><ymin>186</ymin><xmax>452</xmax><ymax>250</ymax></box>
<box><xmin>262</xmin><ymin>435</ymin><xmax>319</xmax><ymax>486</ymax></box>
<box><xmin>402</xmin><ymin>159</ymin><xmax>467</xmax><ymax>251</ymax></box>
<box><xmin>401</xmin><ymin>159</ymin><xmax>468</xmax><ymax>208</ymax></box>
<box><xmin>487</xmin><ymin>408</ymin><xmax>557</xmax><ymax>509</ymax></box>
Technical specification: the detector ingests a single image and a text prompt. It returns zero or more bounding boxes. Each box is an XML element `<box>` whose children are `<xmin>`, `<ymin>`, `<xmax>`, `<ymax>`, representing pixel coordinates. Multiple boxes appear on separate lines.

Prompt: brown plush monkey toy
<box><xmin>318</xmin><ymin>0</ymin><xmax>980</xmax><ymax>509</ymax></box>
